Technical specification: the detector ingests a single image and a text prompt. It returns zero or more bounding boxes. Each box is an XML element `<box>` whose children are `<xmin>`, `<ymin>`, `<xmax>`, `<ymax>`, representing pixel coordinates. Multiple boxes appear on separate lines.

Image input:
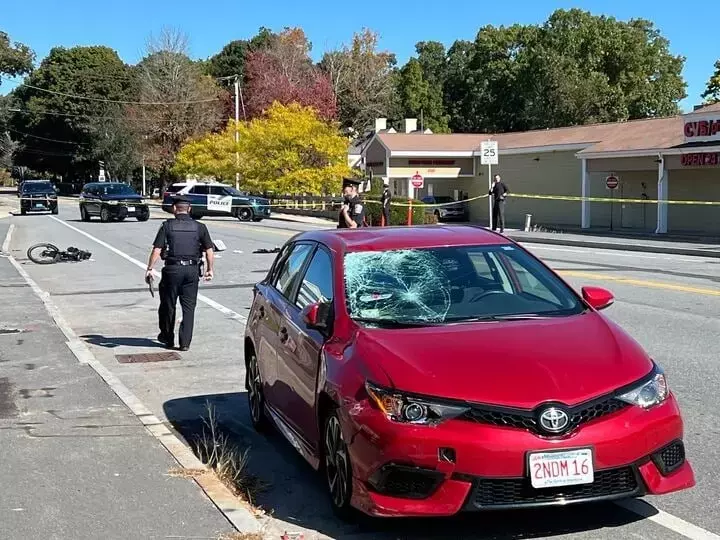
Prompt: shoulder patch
<box><xmin>353</xmin><ymin>203</ymin><xmax>363</xmax><ymax>214</ymax></box>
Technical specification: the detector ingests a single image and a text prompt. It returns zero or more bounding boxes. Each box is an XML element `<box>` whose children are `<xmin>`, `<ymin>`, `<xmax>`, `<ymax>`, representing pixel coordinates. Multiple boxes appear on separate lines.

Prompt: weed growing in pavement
<box><xmin>217</xmin><ymin>533</ymin><xmax>264</xmax><ymax>540</ymax></box>
<box><xmin>530</xmin><ymin>224</ymin><xmax>564</xmax><ymax>234</ymax></box>
<box><xmin>194</xmin><ymin>403</ymin><xmax>269</xmax><ymax>507</ymax></box>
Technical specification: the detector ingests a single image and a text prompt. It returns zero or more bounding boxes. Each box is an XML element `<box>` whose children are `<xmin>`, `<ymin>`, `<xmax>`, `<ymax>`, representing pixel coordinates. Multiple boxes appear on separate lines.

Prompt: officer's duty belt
<box><xmin>166</xmin><ymin>259</ymin><xmax>199</xmax><ymax>266</ymax></box>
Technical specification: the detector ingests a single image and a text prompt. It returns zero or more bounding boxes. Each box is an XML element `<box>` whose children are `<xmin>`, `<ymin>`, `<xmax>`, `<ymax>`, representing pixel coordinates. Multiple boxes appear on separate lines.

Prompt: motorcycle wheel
<box><xmin>27</xmin><ymin>243</ymin><xmax>60</xmax><ymax>264</ymax></box>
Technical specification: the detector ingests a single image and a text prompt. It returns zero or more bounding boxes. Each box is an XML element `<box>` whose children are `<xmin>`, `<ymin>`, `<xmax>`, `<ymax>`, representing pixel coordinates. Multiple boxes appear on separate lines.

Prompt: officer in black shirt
<box><xmin>338</xmin><ymin>177</ymin><xmax>365</xmax><ymax>228</ymax></box>
<box><xmin>489</xmin><ymin>174</ymin><xmax>510</xmax><ymax>233</ymax></box>
<box><xmin>145</xmin><ymin>195</ymin><xmax>214</xmax><ymax>350</ymax></box>
<box><xmin>380</xmin><ymin>179</ymin><xmax>392</xmax><ymax>226</ymax></box>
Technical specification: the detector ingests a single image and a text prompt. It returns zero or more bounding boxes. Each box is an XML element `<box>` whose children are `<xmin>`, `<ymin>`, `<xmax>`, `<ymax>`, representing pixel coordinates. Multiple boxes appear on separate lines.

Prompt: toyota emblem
<box><xmin>538</xmin><ymin>407</ymin><xmax>570</xmax><ymax>433</ymax></box>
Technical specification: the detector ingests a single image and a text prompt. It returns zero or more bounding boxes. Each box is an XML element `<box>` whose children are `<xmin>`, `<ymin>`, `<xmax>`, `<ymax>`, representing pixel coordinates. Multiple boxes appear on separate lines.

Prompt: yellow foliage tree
<box><xmin>173</xmin><ymin>102</ymin><xmax>353</xmax><ymax>194</ymax></box>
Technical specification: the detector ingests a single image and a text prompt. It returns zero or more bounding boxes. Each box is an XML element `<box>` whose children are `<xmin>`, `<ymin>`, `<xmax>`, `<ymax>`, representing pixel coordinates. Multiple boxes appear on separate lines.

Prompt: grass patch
<box><xmin>217</xmin><ymin>533</ymin><xmax>264</xmax><ymax>540</ymax></box>
<box><xmin>193</xmin><ymin>403</ymin><xmax>269</xmax><ymax>507</ymax></box>
<box><xmin>530</xmin><ymin>224</ymin><xmax>565</xmax><ymax>234</ymax></box>
<box><xmin>166</xmin><ymin>467</ymin><xmax>207</xmax><ymax>479</ymax></box>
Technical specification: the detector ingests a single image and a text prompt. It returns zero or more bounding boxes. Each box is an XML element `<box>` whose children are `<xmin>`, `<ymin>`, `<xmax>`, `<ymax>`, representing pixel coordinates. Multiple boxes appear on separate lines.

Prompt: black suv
<box><xmin>79</xmin><ymin>182</ymin><xmax>150</xmax><ymax>222</ymax></box>
<box><xmin>19</xmin><ymin>180</ymin><xmax>58</xmax><ymax>215</ymax></box>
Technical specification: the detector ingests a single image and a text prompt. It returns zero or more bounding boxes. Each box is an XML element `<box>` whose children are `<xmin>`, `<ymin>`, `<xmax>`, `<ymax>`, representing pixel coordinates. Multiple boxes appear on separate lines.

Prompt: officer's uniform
<box><xmin>381</xmin><ymin>184</ymin><xmax>391</xmax><ymax>226</ymax></box>
<box><xmin>152</xmin><ymin>197</ymin><xmax>214</xmax><ymax>349</ymax></box>
<box><xmin>338</xmin><ymin>178</ymin><xmax>366</xmax><ymax>228</ymax></box>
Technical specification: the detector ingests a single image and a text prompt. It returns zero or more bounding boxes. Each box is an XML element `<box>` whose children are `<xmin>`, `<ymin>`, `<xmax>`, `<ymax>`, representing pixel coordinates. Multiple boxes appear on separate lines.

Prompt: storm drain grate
<box><xmin>116</xmin><ymin>352</ymin><xmax>181</xmax><ymax>364</ymax></box>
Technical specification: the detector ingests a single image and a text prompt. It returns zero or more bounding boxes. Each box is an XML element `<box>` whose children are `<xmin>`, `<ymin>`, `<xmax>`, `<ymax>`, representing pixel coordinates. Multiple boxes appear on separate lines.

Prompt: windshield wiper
<box><xmin>353</xmin><ymin>317</ymin><xmax>444</xmax><ymax>328</ymax></box>
<box><xmin>445</xmin><ymin>313</ymin><xmax>562</xmax><ymax>322</ymax></box>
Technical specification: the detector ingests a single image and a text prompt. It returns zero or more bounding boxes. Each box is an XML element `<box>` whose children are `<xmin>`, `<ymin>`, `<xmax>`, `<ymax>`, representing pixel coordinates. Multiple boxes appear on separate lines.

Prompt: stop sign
<box><xmin>606</xmin><ymin>175</ymin><xmax>619</xmax><ymax>190</ymax></box>
<box><xmin>411</xmin><ymin>173</ymin><xmax>424</xmax><ymax>188</ymax></box>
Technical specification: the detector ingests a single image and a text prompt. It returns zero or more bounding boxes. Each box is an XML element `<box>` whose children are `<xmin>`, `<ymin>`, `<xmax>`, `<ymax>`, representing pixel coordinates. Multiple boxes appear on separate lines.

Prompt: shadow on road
<box><xmin>163</xmin><ymin>392</ymin><xmax>653</xmax><ymax>540</ymax></box>
<box><xmin>81</xmin><ymin>334</ymin><xmax>166</xmax><ymax>349</ymax></box>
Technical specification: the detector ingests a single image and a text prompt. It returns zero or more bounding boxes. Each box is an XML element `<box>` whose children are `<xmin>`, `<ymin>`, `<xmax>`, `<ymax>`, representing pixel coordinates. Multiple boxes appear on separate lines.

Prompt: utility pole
<box><xmin>142</xmin><ymin>155</ymin><xmax>146</xmax><ymax>197</ymax></box>
<box><xmin>234</xmin><ymin>75</ymin><xmax>240</xmax><ymax>190</ymax></box>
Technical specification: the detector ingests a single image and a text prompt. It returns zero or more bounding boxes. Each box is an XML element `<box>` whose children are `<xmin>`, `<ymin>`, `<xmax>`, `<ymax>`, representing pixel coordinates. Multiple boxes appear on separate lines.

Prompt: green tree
<box><xmin>204</xmin><ymin>27</ymin><xmax>276</xmax><ymax>80</ymax></box>
<box><xmin>9</xmin><ymin>45</ymin><xmax>135</xmax><ymax>178</ymax></box>
<box><xmin>445</xmin><ymin>9</ymin><xmax>686</xmax><ymax>132</ymax></box>
<box><xmin>0</xmin><ymin>31</ymin><xmax>34</xmax><ymax>82</ymax></box>
<box><xmin>702</xmin><ymin>60</ymin><xmax>720</xmax><ymax>104</ymax></box>
<box><xmin>397</xmin><ymin>58</ymin><xmax>449</xmax><ymax>133</ymax></box>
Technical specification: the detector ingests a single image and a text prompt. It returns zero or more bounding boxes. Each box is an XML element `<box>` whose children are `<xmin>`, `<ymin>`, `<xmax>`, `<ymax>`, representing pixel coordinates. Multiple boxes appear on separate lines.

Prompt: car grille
<box><xmin>652</xmin><ymin>440</ymin><xmax>686</xmax><ymax>475</ymax></box>
<box><xmin>469</xmin><ymin>466</ymin><xmax>639</xmax><ymax>509</ymax></box>
<box><xmin>461</xmin><ymin>396</ymin><xmax>630</xmax><ymax>436</ymax></box>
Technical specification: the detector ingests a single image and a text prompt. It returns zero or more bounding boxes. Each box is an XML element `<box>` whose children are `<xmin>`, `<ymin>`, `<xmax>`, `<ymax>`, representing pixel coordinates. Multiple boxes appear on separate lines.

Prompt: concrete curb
<box><xmin>506</xmin><ymin>233</ymin><xmax>720</xmax><ymax>259</ymax></box>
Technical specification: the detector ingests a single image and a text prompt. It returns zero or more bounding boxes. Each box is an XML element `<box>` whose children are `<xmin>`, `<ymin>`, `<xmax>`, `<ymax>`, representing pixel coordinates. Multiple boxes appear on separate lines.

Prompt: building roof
<box><xmin>373</xmin><ymin>103</ymin><xmax>720</xmax><ymax>158</ymax></box>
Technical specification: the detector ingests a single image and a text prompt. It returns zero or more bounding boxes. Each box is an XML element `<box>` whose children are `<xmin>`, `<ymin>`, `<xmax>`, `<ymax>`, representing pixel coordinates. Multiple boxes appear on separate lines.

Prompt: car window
<box><xmin>274</xmin><ymin>243</ymin><xmax>315</xmax><ymax>299</ymax></box>
<box><xmin>189</xmin><ymin>185</ymin><xmax>209</xmax><ymax>195</ymax></box>
<box><xmin>343</xmin><ymin>245</ymin><xmax>584</xmax><ymax>325</ymax></box>
<box><xmin>22</xmin><ymin>182</ymin><xmax>53</xmax><ymax>193</ymax></box>
<box><xmin>295</xmin><ymin>248</ymin><xmax>333</xmax><ymax>310</ymax></box>
<box><xmin>165</xmin><ymin>184</ymin><xmax>183</xmax><ymax>194</ymax></box>
<box><xmin>209</xmin><ymin>185</ymin><xmax>228</xmax><ymax>196</ymax></box>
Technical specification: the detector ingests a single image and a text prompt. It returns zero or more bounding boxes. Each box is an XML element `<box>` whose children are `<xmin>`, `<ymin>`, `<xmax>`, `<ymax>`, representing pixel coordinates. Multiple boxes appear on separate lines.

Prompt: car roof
<box><xmin>84</xmin><ymin>182</ymin><xmax>130</xmax><ymax>187</ymax></box>
<box><xmin>294</xmin><ymin>225</ymin><xmax>514</xmax><ymax>252</ymax></box>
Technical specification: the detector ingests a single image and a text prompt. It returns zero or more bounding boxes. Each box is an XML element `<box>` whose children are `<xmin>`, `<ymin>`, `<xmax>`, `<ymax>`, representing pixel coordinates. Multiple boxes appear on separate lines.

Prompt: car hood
<box><xmin>101</xmin><ymin>194</ymin><xmax>143</xmax><ymax>201</ymax></box>
<box><xmin>354</xmin><ymin>312</ymin><xmax>654</xmax><ymax>408</ymax></box>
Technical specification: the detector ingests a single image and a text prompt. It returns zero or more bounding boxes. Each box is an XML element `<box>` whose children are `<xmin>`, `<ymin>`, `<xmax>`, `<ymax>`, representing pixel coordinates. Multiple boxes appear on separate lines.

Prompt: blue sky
<box><xmin>1</xmin><ymin>0</ymin><xmax>715</xmax><ymax>112</ymax></box>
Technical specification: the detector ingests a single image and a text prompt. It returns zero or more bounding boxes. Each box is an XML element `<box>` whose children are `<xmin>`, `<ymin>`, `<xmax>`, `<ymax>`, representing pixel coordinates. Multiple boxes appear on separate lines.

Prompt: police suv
<box><xmin>161</xmin><ymin>182</ymin><xmax>271</xmax><ymax>222</ymax></box>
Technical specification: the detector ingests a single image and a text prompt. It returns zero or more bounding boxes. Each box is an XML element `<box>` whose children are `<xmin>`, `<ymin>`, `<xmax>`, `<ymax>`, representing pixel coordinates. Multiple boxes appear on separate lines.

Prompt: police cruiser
<box><xmin>161</xmin><ymin>181</ymin><xmax>271</xmax><ymax>222</ymax></box>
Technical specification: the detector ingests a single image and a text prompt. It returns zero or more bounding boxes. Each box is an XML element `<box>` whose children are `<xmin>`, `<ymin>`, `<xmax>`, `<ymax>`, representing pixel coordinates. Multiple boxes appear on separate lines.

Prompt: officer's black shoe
<box><xmin>178</xmin><ymin>346</ymin><xmax>189</xmax><ymax>351</ymax></box>
<box><xmin>157</xmin><ymin>333</ymin><xmax>174</xmax><ymax>347</ymax></box>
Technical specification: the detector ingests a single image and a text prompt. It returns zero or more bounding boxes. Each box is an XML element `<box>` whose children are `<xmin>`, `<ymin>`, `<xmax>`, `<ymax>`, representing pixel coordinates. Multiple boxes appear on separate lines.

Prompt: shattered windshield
<box><xmin>343</xmin><ymin>245</ymin><xmax>584</xmax><ymax>326</ymax></box>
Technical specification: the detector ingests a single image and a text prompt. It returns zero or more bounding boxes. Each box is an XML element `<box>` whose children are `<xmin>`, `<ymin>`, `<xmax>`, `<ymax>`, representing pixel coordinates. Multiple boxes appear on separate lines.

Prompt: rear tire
<box><xmin>27</xmin><ymin>243</ymin><xmax>60</xmax><ymax>264</ymax></box>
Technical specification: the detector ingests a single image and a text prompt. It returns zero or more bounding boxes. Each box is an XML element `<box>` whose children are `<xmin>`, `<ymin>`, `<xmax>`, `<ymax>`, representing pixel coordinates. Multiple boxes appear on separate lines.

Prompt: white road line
<box><xmin>615</xmin><ymin>499</ymin><xmax>720</xmax><ymax>540</ymax></box>
<box><xmin>526</xmin><ymin>245</ymin><xmax>701</xmax><ymax>263</ymax></box>
<box><xmin>49</xmin><ymin>216</ymin><xmax>247</xmax><ymax>323</ymax></box>
<box><xmin>1</xmin><ymin>223</ymin><xmax>14</xmax><ymax>253</ymax></box>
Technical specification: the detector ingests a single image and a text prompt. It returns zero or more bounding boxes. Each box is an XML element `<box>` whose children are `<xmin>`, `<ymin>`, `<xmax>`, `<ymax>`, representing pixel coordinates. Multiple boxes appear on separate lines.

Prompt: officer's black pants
<box><xmin>383</xmin><ymin>205</ymin><xmax>390</xmax><ymax>226</ymax></box>
<box><xmin>158</xmin><ymin>265</ymin><xmax>199</xmax><ymax>347</ymax></box>
<box><xmin>492</xmin><ymin>200</ymin><xmax>506</xmax><ymax>231</ymax></box>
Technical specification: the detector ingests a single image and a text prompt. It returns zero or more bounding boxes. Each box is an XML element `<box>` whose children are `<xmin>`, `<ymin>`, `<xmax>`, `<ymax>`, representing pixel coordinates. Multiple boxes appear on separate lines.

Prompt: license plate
<box><xmin>35</xmin><ymin>203</ymin><xmax>44</xmax><ymax>208</ymax></box>
<box><xmin>529</xmin><ymin>448</ymin><xmax>594</xmax><ymax>488</ymax></box>
<box><xmin>127</xmin><ymin>206</ymin><xmax>135</xmax><ymax>212</ymax></box>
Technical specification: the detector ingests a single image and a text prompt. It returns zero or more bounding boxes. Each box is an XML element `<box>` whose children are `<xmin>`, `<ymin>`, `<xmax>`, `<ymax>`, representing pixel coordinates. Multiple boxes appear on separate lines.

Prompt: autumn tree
<box><xmin>702</xmin><ymin>60</ymin><xmax>720</xmax><ymax>104</ymax></box>
<box><xmin>0</xmin><ymin>31</ymin><xmax>34</xmax><ymax>82</ymax></box>
<box><xmin>244</xmin><ymin>28</ymin><xmax>336</xmax><ymax>121</ymax></box>
<box><xmin>129</xmin><ymin>29</ymin><xmax>225</xmax><ymax>183</ymax></box>
<box><xmin>204</xmin><ymin>28</ymin><xmax>276</xmax><ymax>80</ymax></box>
<box><xmin>176</xmin><ymin>102</ymin><xmax>351</xmax><ymax>194</ymax></box>
<box><xmin>320</xmin><ymin>29</ymin><xmax>398</xmax><ymax>134</ymax></box>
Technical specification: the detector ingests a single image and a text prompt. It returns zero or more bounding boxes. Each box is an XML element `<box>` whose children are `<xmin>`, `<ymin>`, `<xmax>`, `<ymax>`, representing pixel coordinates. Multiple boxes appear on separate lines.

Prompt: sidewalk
<box><xmin>0</xmin><ymin>250</ymin><xmax>237</xmax><ymax>539</ymax></box>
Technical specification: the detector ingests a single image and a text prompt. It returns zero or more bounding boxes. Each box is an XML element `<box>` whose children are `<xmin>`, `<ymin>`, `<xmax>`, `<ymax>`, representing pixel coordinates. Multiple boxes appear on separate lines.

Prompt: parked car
<box><xmin>79</xmin><ymin>182</ymin><xmax>150</xmax><ymax>222</ymax></box>
<box><xmin>18</xmin><ymin>180</ymin><xmax>58</xmax><ymax>215</ymax></box>
<box><xmin>161</xmin><ymin>181</ymin><xmax>271</xmax><ymax>221</ymax></box>
<box><xmin>243</xmin><ymin>225</ymin><xmax>694</xmax><ymax>518</ymax></box>
<box><xmin>421</xmin><ymin>195</ymin><xmax>468</xmax><ymax>222</ymax></box>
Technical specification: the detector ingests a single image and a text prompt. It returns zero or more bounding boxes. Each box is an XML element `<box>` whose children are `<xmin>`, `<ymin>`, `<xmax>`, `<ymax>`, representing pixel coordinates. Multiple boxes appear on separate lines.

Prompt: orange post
<box><xmin>407</xmin><ymin>199</ymin><xmax>412</xmax><ymax>226</ymax></box>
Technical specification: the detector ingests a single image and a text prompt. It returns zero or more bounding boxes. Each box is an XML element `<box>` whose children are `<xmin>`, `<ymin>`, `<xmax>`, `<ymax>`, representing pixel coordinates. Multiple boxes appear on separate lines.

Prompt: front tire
<box><xmin>80</xmin><ymin>205</ymin><xmax>90</xmax><ymax>222</ymax></box>
<box><xmin>27</xmin><ymin>243</ymin><xmax>59</xmax><ymax>264</ymax></box>
<box><xmin>51</xmin><ymin>206</ymin><xmax>59</xmax><ymax>215</ymax></box>
<box><xmin>246</xmin><ymin>350</ymin><xmax>270</xmax><ymax>432</ymax></box>
<box><xmin>100</xmin><ymin>206</ymin><xmax>110</xmax><ymax>223</ymax></box>
<box><xmin>137</xmin><ymin>208</ymin><xmax>150</xmax><ymax>222</ymax></box>
<box><xmin>323</xmin><ymin>411</ymin><xmax>354</xmax><ymax>519</ymax></box>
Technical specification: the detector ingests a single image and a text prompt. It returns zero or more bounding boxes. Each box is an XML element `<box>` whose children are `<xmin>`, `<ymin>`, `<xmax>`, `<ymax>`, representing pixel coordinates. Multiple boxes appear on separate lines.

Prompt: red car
<box><xmin>243</xmin><ymin>225</ymin><xmax>695</xmax><ymax>518</ymax></box>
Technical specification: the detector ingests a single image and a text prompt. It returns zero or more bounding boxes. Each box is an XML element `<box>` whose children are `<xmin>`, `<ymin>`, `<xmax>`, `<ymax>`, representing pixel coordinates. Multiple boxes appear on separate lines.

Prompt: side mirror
<box><xmin>301</xmin><ymin>301</ymin><xmax>333</xmax><ymax>336</ymax></box>
<box><xmin>582</xmin><ymin>286</ymin><xmax>614</xmax><ymax>311</ymax></box>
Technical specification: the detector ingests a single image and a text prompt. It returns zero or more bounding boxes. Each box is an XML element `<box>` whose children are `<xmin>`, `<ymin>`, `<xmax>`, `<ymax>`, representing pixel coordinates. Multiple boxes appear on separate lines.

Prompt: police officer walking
<box><xmin>489</xmin><ymin>174</ymin><xmax>510</xmax><ymax>233</ymax></box>
<box><xmin>145</xmin><ymin>195</ymin><xmax>215</xmax><ymax>351</ymax></box>
<box><xmin>338</xmin><ymin>177</ymin><xmax>366</xmax><ymax>228</ymax></box>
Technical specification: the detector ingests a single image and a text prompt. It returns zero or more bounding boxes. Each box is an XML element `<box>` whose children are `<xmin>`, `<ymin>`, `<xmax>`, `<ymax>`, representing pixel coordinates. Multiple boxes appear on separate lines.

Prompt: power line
<box><xmin>8</xmin><ymin>128</ymin><xmax>88</xmax><ymax>146</ymax></box>
<box><xmin>6</xmin><ymin>106</ymin><xmax>227</xmax><ymax>124</ymax></box>
<box><xmin>1</xmin><ymin>75</ymin><xmax>221</xmax><ymax>105</ymax></box>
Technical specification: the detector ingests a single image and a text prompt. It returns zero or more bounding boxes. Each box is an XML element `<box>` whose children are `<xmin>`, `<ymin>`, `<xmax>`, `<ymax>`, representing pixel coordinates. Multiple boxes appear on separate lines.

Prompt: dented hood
<box><xmin>353</xmin><ymin>313</ymin><xmax>654</xmax><ymax>409</ymax></box>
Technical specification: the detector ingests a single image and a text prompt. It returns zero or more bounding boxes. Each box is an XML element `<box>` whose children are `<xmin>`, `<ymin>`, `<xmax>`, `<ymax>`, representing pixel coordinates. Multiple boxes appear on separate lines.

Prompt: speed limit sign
<box><xmin>481</xmin><ymin>140</ymin><xmax>498</xmax><ymax>165</ymax></box>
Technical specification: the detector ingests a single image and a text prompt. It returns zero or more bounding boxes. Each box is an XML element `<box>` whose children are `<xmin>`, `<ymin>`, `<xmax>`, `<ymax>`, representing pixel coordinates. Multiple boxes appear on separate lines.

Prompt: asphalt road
<box><xmin>3</xmin><ymin>197</ymin><xmax>720</xmax><ymax>540</ymax></box>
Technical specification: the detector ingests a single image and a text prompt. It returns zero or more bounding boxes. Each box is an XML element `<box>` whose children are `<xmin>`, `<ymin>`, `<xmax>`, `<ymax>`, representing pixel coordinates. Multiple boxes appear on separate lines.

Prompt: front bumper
<box><xmin>20</xmin><ymin>197</ymin><xmax>57</xmax><ymax>212</ymax></box>
<box><xmin>106</xmin><ymin>203</ymin><xmax>149</xmax><ymax>217</ymax></box>
<box><xmin>343</xmin><ymin>394</ymin><xmax>695</xmax><ymax>517</ymax></box>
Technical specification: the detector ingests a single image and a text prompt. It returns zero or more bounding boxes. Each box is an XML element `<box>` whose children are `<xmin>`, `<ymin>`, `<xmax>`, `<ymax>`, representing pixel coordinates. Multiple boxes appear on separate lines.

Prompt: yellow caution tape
<box><xmin>508</xmin><ymin>193</ymin><xmax>720</xmax><ymax>205</ymax></box>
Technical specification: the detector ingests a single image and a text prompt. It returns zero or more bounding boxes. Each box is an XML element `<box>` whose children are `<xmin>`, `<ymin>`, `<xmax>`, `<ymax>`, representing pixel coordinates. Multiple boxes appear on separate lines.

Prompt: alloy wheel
<box><xmin>324</xmin><ymin>414</ymin><xmax>351</xmax><ymax>511</ymax></box>
<box><xmin>238</xmin><ymin>207</ymin><xmax>253</xmax><ymax>221</ymax></box>
<box><xmin>247</xmin><ymin>352</ymin><xmax>268</xmax><ymax>431</ymax></box>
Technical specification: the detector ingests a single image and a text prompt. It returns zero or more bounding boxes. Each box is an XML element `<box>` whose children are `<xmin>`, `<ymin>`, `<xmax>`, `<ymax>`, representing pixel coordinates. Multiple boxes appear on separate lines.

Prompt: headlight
<box><xmin>365</xmin><ymin>381</ymin><xmax>469</xmax><ymax>426</ymax></box>
<box><xmin>617</xmin><ymin>370</ymin><xmax>669</xmax><ymax>409</ymax></box>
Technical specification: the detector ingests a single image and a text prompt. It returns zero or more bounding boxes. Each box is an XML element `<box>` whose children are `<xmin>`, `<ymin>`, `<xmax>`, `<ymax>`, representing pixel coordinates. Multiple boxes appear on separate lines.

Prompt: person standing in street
<box><xmin>380</xmin><ymin>179</ymin><xmax>392</xmax><ymax>226</ymax></box>
<box><xmin>145</xmin><ymin>195</ymin><xmax>214</xmax><ymax>351</ymax></box>
<box><xmin>489</xmin><ymin>174</ymin><xmax>509</xmax><ymax>233</ymax></box>
<box><xmin>338</xmin><ymin>177</ymin><xmax>366</xmax><ymax>228</ymax></box>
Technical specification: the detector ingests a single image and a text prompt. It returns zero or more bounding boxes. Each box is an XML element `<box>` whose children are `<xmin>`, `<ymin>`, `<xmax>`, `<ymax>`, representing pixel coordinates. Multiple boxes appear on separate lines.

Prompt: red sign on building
<box><xmin>681</xmin><ymin>153</ymin><xmax>720</xmax><ymax>166</ymax></box>
<box><xmin>684</xmin><ymin>120</ymin><xmax>720</xmax><ymax>138</ymax></box>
